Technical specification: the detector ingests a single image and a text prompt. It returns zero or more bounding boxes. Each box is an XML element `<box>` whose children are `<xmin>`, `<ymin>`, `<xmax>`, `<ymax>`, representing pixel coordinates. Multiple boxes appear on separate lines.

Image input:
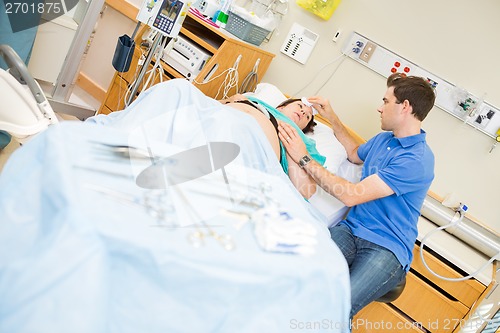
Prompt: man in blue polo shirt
<box><xmin>278</xmin><ymin>73</ymin><xmax>436</xmax><ymax>318</ymax></box>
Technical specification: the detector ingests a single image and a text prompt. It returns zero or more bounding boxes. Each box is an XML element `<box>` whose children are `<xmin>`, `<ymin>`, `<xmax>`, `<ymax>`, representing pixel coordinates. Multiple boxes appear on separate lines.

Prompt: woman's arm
<box><xmin>278</xmin><ymin>122</ymin><xmax>393</xmax><ymax>206</ymax></box>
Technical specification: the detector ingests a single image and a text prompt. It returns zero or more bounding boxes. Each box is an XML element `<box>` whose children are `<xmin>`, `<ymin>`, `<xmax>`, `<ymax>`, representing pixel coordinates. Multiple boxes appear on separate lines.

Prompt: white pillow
<box><xmin>305</xmin><ymin>121</ymin><xmax>347</xmax><ymax>173</ymax></box>
<box><xmin>305</xmin><ymin>122</ymin><xmax>351</xmax><ymax>227</ymax></box>
<box><xmin>244</xmin><ymin>82</ymin><xmax>287</xmax><ymax>108</ymax></box>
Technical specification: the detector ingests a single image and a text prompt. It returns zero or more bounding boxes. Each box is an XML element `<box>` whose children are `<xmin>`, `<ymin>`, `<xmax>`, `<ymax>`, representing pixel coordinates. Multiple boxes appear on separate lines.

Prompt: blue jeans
<box><xmin>329</xmin><ymin>223</ymin><xmax>406</xmax><ymax>318</ymax></box>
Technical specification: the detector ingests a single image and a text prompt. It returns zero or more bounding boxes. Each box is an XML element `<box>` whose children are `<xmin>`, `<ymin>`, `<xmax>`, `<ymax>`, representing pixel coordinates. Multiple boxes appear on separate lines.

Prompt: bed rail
<box><xmin>0</xmin><ymin>44</ymin><xmax>46</xmax><ymax>105</ymax></box>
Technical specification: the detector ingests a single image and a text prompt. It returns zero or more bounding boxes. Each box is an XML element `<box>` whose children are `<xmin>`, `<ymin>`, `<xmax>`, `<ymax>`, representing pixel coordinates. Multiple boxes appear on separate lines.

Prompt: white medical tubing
<box><xmin>419</xmin><ymin>210</ymin><xmax>499</xmax><ymax>282</ymax></box>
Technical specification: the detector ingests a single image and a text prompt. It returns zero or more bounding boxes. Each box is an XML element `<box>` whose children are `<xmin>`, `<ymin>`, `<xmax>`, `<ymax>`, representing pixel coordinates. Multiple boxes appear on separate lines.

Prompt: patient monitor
<box><xmin>137</xmin><ymin>0</ymin><xmax>190</xmax><ymax>37</ymax></box>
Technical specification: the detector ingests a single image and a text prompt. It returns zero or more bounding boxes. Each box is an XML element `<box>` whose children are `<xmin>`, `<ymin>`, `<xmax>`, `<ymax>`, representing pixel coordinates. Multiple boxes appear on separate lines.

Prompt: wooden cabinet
<box><xmin>353</xmin><ymin>244</ymin><xmax>489</xmax><ymax>333</ymax></box>
<box><xmin>99</xmin><ymin>13</ymin><xmax>275</xmax><ymax>114</ymax></box>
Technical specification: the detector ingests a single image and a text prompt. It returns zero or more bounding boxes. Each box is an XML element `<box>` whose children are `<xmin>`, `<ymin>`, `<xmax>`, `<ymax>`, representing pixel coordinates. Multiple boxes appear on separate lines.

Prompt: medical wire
<box><xmin>113</xmin><ymin>38</ymin><xmax>145</xmax><ymax>110</ymax></box>
<box><xmin>214</xmin><ymin>67</ymin><xmax>238</xmax><ymax>99</ymax></box>
<box><xmin>240</xmin><ymin>59</ymin><xmax>260</xmax><ymax>93</ymax></box>
<box><xmin>292</xmin><ymin>52</ymin><xmax>347</xmax><ymax>97</ymax></box>
<box><xmin>314</xmin><ymin>54</ymin><xmax>350</xmax><ymax>95</ymax></box>
<box><xmin>217</xmin><ymin>55</ymin><xmax>241</xmax><ymax>99</ymax></box>
<box><xmin>240</xmin><ymin>70</ymin><xmax>258</xmax><ymax>94</ymax></box>
<box><xmin>194</xmin><ymin>55</ymin><xmax>241</xmax><ymax>99</ymax></box>
<box><xmin>123</xmin><ymin>43</ymin><xmax>166</xmax><ymax>107</ymax></box>
<box><xmin>124</xmin><ymin>33</ymin><xmax>168</xmax><ymax>107</ymax></box>
<box><xmin>122</xmin><ymin>47</ymin><xmax>148</xmax><ymax>108</ymax></box>
<box><xmin>419</xmin><ymin>210</ymin><xmax>499</xmax><ymax>282</ymax></box>
<box><xmin>193</xmin><ymin>67</ymin><xmax>235</xmax><ymax>86</ymax></box>
<box><xmin>467</xmin><ymin>294</ymin><xmax>500</xmax><ymax>327</ymax></box>
<box><xmin>142</xmin><ymin>36</ymin><xmax>171</xmax><ymax>90</ymax></box>
<box><xmin>123</xmin><ymin>39</ymin><xmax>152</xmax><ymax>107</ymax></box>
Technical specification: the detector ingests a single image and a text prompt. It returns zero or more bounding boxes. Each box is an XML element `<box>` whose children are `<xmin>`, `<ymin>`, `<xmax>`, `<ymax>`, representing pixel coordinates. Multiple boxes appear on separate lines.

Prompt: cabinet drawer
<box><xmin>393</xmin><ymin>272</ymin><xmax>468</xmax><ymax>333</ymax></box>
<box><xmin>98</xmin><ymin>104</ymin><xmax>113</xmax><ymax>115</ymax></box>
<box><xmin>103</xmin><ymin>75</ymin><xmax>129</xmax><ymax>112</ymax></box>
<box><xmin>353</xmin><ymin>302</ymin><xmax>423</xmax><ymax>333</ymax></box>
<box><xmin>411</xmin><ymin>245</ymin><xmax>485</xmax><ymax>307</ymax></box>
<box><xmin>119</xmin><ymin>47</ymin><xmax>142</xmax><ymax>84</ymax></box>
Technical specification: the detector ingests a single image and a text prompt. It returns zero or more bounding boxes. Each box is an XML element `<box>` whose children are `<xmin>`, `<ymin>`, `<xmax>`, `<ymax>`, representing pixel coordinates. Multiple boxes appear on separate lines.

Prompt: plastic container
<box><xmin>112</xmin><ymin>34</ymin><xmax>135</xmax><ymax>73</ymax></box>
<box><xmin>225</xmin><ymin>12</ymin><xmax>271</xmax><ymax>46</ymax></box>
<box><xmin>296</xmin><ymin>0</ymin><xmax>342</xmax><ymax>20</ymax></box>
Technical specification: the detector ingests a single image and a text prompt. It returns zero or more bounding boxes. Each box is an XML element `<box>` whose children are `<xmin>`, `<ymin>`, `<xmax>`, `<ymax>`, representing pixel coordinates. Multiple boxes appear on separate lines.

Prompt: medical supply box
<box><xmin>225</xmin><ymin>12</ymin><xmax>271</xmax><ymax>46</ymax></box>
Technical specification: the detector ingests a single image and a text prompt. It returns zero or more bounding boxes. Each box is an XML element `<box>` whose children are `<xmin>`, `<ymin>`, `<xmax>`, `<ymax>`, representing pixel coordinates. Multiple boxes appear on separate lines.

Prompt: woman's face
<box><xmin>277</xmin><ymin>101</ymin><xmax>313</xmax><ymax>130</ymax></box>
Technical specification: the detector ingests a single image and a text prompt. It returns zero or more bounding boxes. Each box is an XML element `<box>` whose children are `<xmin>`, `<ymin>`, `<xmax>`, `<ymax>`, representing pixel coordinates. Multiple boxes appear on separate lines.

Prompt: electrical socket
<box><xmin>359</xmin><ymin>41</ymin><xmax>376</xmax><ymax>63</ymax></box>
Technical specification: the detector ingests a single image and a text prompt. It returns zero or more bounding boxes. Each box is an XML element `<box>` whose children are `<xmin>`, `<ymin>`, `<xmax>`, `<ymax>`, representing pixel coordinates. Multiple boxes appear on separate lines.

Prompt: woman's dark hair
<box><xmin>276</xmin><ymin>98</ymin><xmax>317</xmax><ymax>134</ymax></box>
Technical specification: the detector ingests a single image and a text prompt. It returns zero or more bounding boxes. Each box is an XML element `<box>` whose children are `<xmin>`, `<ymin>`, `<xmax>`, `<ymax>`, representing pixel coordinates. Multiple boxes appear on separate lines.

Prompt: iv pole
<box><xmin>126</xmin><ymin>34</ymin><xmax>171</xmax><ymax>106</ymax></box>
<box><xmin>125</xmin><ymin>0</ymin><xmax>189</xmax><ymax>106</ymax></box>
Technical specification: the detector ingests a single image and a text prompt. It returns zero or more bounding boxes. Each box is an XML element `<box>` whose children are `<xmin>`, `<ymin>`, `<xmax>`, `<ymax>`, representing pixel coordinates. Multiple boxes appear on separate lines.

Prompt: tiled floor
<box><xmin>0</xmin><ymin>85</ymin><xmax>100</xmax><ymax>173</ymax></box>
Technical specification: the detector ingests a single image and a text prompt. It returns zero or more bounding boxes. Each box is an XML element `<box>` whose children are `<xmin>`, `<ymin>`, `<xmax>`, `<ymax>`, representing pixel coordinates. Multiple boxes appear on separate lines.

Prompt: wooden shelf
<box><xmin>180</xmin><ymin>27</ymin><xmax>219</xmax><ymax>54</ymax></box>
<box><xmin>99</xmin><ymin>11</ymin><xmax>275</xmax><ymax>114</ymax></box>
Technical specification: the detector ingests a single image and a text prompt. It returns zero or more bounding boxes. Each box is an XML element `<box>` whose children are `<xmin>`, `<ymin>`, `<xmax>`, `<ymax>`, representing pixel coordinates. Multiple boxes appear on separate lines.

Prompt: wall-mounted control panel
<box><xmin>343</xmin><ymin>32</ymin><xmax>500</xmax><ymax>140</ymax></box>
<box><xmin>280</xmin><ymin>23</ymin><xmax>319</xmax><ymax>65</ymax></box>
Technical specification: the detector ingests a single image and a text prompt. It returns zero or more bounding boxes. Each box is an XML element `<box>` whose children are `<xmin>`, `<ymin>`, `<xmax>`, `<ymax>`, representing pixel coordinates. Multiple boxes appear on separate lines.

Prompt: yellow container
<box><xmin>296</xmin><ymin>0</ymin><xmax>341</xmax><ymax>20</ymax></box>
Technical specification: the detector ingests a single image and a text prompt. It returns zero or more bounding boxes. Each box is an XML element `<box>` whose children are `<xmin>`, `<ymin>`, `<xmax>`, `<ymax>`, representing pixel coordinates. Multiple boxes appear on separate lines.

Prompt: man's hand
<box><xmin>278</xmin><ymin>122</ymin><xmax>308</xmax><ymax>163</ymax></box>
<box><xmin>307</xmin><ymin>96</ymin><xmax>336</xmax><ymax>121</ymax></box>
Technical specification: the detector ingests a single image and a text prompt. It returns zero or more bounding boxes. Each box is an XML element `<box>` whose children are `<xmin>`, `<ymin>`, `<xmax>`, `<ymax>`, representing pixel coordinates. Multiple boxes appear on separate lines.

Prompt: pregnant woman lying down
<box><xmin>88</xmin><ymin>79</ymin><xmax>326</xmax><ymax>198</ymax></box>
<box><xmin>219</xmin><ymin>94</ymin><xmax>326</xmax><ymax>198</ymax></box>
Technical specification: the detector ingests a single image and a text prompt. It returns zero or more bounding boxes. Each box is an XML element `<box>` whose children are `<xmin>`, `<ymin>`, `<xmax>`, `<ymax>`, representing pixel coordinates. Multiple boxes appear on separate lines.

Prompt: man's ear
<box><xmin>402</xmin><ymin>99</ymin><xmax>412</xmax><ymax>114</ymax></box>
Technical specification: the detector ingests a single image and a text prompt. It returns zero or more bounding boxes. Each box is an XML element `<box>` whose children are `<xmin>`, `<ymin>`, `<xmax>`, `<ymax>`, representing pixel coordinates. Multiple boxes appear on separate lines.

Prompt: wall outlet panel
<box><xmin>280</xmin><ymin>23</ymin><xmax>319</xmax><ymax>65</ymax></box>
<box><xmin>343</xmin><ymin>32</ymin><xmax>500</xmax><ymax>139</ymax></box>
<box><xmin>359</xmin><ymin>41</ymin><xmax>376</xmax><ymax>63</ymax></box>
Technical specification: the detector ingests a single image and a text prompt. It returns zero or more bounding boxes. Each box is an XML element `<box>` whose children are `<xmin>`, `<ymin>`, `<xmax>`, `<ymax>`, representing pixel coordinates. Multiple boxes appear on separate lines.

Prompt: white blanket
<box><xmin>0</xmin><ymin>79</ymin><xmax>351</xmax><ymax>333</ymax></box>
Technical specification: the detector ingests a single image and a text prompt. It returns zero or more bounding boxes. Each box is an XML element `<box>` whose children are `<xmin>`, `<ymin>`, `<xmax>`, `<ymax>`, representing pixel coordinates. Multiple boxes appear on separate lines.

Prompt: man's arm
<box><xmin>278</xmin><ymin>122</ymin><xmax>393</xmax><ymax>206</ymax></box>
<box><xmin>300</xmin><ymin>159</ymin><xmax>393</xmax><ymax>206</ymax></box>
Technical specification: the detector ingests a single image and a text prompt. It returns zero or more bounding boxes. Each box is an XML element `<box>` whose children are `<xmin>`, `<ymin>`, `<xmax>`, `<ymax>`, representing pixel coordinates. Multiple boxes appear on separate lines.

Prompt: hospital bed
<box><xmin>0</xmin><ymin>47</ymin><xmax>359</xmax><ymax>332</ymax></box>
<box><xmin>0</xmin><ymin>45</ymin><xmax>58</xmax><ymax>144</ymax></box>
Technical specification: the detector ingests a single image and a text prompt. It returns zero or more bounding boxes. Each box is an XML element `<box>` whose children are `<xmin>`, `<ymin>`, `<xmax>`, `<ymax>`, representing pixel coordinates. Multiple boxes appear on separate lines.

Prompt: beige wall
<box><xmin>257</xmin><ymin>0</ymin><xmax>500</xmax><ymax>231</ymax></box>
<box><xmin>81</xmin><ymin>0</ymin><xmax>500</xmax><ymax>231</ymax></box>
<box><xmin>79</xmin><ymin>6</ymin><xmax>138</xmax><ymax>92</ymax></box>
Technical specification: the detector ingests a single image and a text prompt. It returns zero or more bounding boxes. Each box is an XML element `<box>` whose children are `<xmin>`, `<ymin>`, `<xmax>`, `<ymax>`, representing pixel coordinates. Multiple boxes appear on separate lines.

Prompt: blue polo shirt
<box><xmin>342</xmin><ymin>130</ymin><xmax>434</xmax><ymax>271</ymax></box>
